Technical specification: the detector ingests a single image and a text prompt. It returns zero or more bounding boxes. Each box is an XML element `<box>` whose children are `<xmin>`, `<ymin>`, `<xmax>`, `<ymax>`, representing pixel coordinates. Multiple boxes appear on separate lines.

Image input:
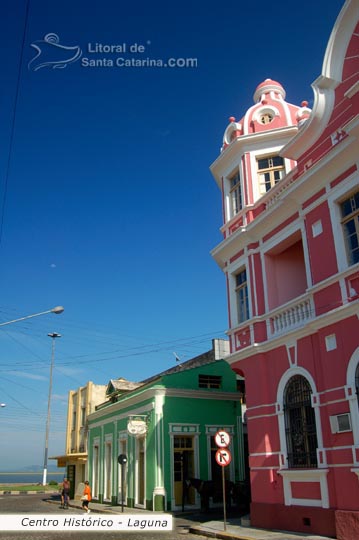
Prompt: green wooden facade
<box><xmin>87</xmin><ymin>343</ymin><xmax>245</xmax><ymax>511</ymax></box>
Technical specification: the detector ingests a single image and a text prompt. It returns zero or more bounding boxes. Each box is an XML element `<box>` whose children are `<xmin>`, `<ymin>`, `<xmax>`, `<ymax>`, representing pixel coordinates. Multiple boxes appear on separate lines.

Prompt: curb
<box><xmin>189</xmin><ymin>525</ymin><xmax>254</xmax><ymax>540</ymax></box>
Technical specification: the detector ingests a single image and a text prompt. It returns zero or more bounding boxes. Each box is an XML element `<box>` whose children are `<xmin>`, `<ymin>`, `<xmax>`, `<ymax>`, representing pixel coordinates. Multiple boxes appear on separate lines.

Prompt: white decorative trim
<box><xmin>154</xmin><ymin>394</ymin><xmax>165</xmax><ymax>490</ymax></box>
<box><xmin>169</xmin><ymin>423</ymin><xmax>200</xmax><ymax>434</ymax></box>
<box><xmin>325</xmin><ymin>334</ymin><xmax>337</xmax><ymax>352</ymax></box>
<box><xmin>252</xmin><ymin>105</ymin><xmax>280</xmax><ymax>124</ymax></box>
<box><xmin>278</xmin><ymin>468</ymin><xmax>329</xmax><ymax>508</ymax></box>
<box><xmin>89</xmin><ymin>398</ymin><xmax>154</xmax><ymax>424</ymax></box>
<box><xmin>249</xmin><ymin>412</ymin><xmax>278</xmax><ymax>420</ymax></box>
<box><xmin>247</xmin><ymin>401</ymin><xmax>277</xmax><ymax>411</ymax></box>
<box><xmin>281</xmin><ymin>0</ymin><xmax>359</xmax><ymax>160</ymax></box>
<box><xmin>223</xmin><ymin>121</ymin><xmax>241</xmax><ymax>147</ymax></box>
<box><xmin>312</xmin><ymin>220</ymin><xmax>323</xmax><ymax>238</ymax></box>
<box><xmin>345</xmin><ymin>80</ymin><xmax>359</xmax><ymax>99</ymax></box>
<box><xmin>205</xmin><ymin>425</ymin><xmax>234</xmax><ymax>435</ymax></box>
<box><xmin>285</xmin><ymin>342</ymin><xmax>297</xmax><ymax>367</ymax></box>
<box><xmin>352</xmin><ymin>446</ymin><xmax>359</xmax><ymax>467</ymax></box>
<box><xmin>251</xmin><ymin>451</ymin><xmax>281</xmax><ymax>457</ymax></box>
<box><xmin>346</xmin><ymin>347</ymin><xmax>359</xmax><ymax>445</ymax></box>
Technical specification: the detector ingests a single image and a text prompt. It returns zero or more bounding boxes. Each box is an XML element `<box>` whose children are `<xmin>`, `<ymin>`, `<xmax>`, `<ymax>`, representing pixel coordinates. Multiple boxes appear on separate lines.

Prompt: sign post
<box><xmin>214</xmin><ymin>430</ymin><xmax>231</xmax><ymax>532</ymax></box>
<box><xmin>118</xmin><ymin>454</ymin><xmax>127</xmax><ymax>513</ymax></box>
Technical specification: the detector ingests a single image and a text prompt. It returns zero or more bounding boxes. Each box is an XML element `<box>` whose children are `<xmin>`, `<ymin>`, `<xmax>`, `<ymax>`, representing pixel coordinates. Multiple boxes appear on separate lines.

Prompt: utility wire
<box><xmin>0</xmin><ymin>0</ymin><xmax>30</xmax><ymax>248</ymax></box>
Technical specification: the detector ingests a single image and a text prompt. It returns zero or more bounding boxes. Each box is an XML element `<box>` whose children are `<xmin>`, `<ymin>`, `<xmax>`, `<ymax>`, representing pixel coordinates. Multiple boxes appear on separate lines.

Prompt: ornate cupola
<box><xmin>210</xmin><ymin>80</ymin><xmax>311</xmax><ymax>234</ymax></box>
<box><xmin>222</xmin><ymin>79</ymin><xmax>311</xmax><ymax>149</ymax></box>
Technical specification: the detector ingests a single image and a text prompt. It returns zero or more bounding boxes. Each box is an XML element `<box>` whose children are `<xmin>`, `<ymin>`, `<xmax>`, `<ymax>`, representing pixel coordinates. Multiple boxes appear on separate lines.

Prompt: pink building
<box><xmin>210</xmin><ymin>1</ymin><xmax>359</xmax><ymax>538</ymax></box>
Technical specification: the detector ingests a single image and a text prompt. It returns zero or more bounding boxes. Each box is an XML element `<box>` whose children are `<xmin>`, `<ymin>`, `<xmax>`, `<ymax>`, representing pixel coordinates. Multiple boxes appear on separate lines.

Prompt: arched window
<box><xmin>355</xmin><ymin>364</ymin><xmax>359</xmax><ymax>407</ymax></box>
<box><xmin>284</xmin><ymin>375</ymin><xmax>318</xmax><ymax>468</ymax></box>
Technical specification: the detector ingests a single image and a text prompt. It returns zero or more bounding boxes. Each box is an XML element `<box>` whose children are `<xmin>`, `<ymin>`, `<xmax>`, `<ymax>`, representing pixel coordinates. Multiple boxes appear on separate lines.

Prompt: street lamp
<box><xmin>0</xmin><ymin>306</ymin><xmax>64</xmax><ymax>425</ymax></box>
<box><xmin>42</xmin><ymin>332</ymin><xmax>62</xmax><ymax>486</ymax></box>
<box><xmin>0</xmin><ymin>306</ymin><xmax>64</xmax><ymax>327</ymax></box>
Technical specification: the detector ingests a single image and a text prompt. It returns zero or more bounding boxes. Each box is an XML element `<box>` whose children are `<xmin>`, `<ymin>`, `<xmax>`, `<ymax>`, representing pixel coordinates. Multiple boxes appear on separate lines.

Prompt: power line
<box><xmin>0</xmin><ymin>0</ymin><xmax>30</xmax><ymax>249</ymax></box>
<box><xmin>0</xmin><ymin>328</ymin><xmax>227</xmax><ymax>369</ymax></box>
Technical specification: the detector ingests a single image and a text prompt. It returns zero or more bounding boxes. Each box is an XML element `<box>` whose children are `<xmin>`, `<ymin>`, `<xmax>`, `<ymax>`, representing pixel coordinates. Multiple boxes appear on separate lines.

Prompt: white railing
<box><xmin>269</xmin><ymin>295</ymin><xmax>313</xmax><ymax>337</ymax></box>
<box><xmin>265</xmin><ymin>168</ymin><xmax>297</xmax><ymax>208</ymax></box>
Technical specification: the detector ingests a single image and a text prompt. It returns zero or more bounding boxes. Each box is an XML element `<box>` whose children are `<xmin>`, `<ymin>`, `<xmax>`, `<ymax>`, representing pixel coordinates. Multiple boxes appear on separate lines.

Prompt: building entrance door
<box><xmin>173</xmin><ymin>436</ymin><xmax>195</xmax><ymax>506</ymax></box>
<box><xmin>67</xmin><ymin>465</ymin><xmax>75</xmax><ymax>500</ymax></box>
<box><xmin>136</xmin><ymin>436</ymin><xmax>145</xmax><ymax>506</ymax></box>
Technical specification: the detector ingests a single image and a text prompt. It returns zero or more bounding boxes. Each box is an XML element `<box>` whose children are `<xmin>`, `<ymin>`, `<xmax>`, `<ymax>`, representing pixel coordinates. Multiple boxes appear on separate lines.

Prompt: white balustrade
<box><xmin>269</xmin><ymin>297</ymin><xmax>313</xmax><ymax>336</ymax></box>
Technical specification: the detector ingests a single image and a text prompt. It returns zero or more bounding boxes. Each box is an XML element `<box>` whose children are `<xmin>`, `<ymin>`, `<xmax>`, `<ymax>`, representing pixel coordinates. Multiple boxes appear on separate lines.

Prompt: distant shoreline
<box><xmin>0</xmin><ymin>472</ymin><xmax>63</xmax><ymax>475</ymax></box>
<box><xmin>0</xmin><ymin>472</ymin><xmax>65</xmax><ymax>484</ymax></box>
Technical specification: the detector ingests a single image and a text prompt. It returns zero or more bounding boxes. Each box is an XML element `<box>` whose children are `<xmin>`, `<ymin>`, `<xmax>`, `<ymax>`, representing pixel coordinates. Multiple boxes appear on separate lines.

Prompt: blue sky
<box><xmin>0</xmin><ymin>0</ymin><xmax>345</xmax><ymax>469</ymax></box>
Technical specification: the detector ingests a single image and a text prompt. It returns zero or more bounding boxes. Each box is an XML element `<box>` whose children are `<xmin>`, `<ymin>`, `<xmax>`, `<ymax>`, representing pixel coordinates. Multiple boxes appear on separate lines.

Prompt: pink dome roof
<box><xmin>253</xmin><ymin>79</ymin><xmax>286</xmax><ymax>102</ymax></box>
<box><xmin>221</xmin><ymin>79</ymin><xmax>311</xmax><ymax>149</ymax></box>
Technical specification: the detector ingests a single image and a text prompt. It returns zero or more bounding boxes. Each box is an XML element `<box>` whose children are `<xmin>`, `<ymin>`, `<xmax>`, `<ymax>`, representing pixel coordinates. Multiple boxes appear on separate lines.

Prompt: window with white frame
<box><xmin>229</xmin><ymin>169</ymin><xmax>242</xmax><ymax>217</ymax></box>
<box><xmin>340</xmin><ymin>190</ymin><xmax>359</xmax><ymax>266</ymax></box>
<box><xmin>257</xmin><ymin>155</ymin><xmax>285</xmax><ymax>195</ymax></box>
<box><xmin>235</xmin><ymin>269</ymin><xmax>249</xmax><ymax>324</ymax></box>
<box><xmin>284</xmin><ymin>375</ymin><xmax>318</xmax><ymax>469</ymax></box>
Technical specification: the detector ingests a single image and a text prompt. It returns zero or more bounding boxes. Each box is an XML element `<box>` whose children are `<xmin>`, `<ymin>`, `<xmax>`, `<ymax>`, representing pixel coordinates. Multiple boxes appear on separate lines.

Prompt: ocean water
<box><xmin>0</xmin><ymin>472</ymin><xmax>65</xmax><ymax>484</ymax></box>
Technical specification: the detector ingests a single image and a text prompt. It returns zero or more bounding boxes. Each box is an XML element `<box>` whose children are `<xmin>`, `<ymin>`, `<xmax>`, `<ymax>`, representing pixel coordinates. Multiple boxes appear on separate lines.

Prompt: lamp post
<box><xmin>0</xmin><ymin>306</ymin><xmax>64</xmax><ymax>327</ymax></box>
<box><xmin>0</xmin><ymin>306</ymin><xmax>64</xmax><ymax>428</ymax></box>
<box><xmin>42</xmin><ymin>332</ymin><xmax>62</xmax><ymax>486</ymax></box>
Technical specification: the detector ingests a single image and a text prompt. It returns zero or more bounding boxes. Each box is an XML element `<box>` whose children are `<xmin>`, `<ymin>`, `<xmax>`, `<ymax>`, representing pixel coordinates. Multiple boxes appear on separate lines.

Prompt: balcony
<box><xmin>269</xmin><ymin>295</ymin><xmax>313</xmax><ymax>337</ymax></box>
<box><xmin>229</xmin><ymin>293</ymin><xmax>314</xmax><ymax>352</ymax></box>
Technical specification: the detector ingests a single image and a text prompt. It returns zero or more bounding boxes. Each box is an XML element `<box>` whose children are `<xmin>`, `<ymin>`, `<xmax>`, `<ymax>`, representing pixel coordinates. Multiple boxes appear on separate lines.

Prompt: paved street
<box><xmin>0</xmin><ymin>494</ymin><xmax>205</xmax><ymax>540</ymax></box>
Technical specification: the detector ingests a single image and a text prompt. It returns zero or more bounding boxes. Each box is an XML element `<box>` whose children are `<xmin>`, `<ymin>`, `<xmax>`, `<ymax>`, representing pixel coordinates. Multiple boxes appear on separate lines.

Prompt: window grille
<box><xmin>284</xmin><ymin>375</ymin><xmax>318</xmax><ymax>468</ymax></box>
<box><xmin>198</xmin><ymin>374</ymin><xmax>222</xmax><ymax>389</ymax></box>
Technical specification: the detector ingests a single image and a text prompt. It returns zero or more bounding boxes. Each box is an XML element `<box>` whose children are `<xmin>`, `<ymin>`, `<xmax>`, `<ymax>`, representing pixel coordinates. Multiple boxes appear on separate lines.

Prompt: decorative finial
<box><xmin>301</xmin><ymin>100</ymin><xmax>309</xmax><ymax>107</ymax></box>
<box><xmin>229</xmin><ymin>116</ymin><xmax>236</xmax><ymax>123</ymax></box>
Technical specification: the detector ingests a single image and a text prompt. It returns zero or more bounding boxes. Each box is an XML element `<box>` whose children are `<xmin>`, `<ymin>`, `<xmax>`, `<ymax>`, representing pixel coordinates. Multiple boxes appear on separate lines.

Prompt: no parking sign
<box><xmin>214</xmin><ymin>430</ymin><xmax>231</xmax><ymax>448</ymax></box>
<box><xmin>214</xmin><ymin>429</ymin><xmax>231</xmax><ymax>531</ymax></box>
<box><xmin>215</xmin><ymin>448</ymin><xmax>232</xmax><ymax>467</ymax></box>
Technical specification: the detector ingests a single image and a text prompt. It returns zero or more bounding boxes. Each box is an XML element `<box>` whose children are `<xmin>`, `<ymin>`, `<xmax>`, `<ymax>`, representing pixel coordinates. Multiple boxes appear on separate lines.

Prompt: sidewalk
<box><xmin>47</xmin><ymin>497</ymin><xmax>335</xmax><ymax>540</ymax></box>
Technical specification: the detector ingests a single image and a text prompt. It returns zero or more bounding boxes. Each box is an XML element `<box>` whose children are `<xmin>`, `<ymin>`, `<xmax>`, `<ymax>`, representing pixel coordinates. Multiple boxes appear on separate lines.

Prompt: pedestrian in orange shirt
<box><xmin>81</xmin><ymin>480</ymin><xmax>92</xmax><ymax>513</ymax></box>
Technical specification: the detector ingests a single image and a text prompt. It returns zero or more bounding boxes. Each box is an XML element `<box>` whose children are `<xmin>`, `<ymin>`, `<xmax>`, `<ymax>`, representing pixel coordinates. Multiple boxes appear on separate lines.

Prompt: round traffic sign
<box><xmin>215</xmin><ymin>448</ymin><xmax>232</xmax><ymax>467</ymax></box>
<box><xmin>214</xmin><ymin>430</ymin><xmax>231</xmax><ymax>448</ymax></box>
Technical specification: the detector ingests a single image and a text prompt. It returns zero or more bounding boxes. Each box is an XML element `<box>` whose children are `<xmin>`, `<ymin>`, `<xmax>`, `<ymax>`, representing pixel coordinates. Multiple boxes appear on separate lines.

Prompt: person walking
<box><xmin>81</xmin><ymin>480</ymin><xmax>92</xmax><ymax>513</ymax></box>
<box><xmin>62</xmin><ymin>478</ymin><xmax>70</xmax><ymax>509</ymax></box>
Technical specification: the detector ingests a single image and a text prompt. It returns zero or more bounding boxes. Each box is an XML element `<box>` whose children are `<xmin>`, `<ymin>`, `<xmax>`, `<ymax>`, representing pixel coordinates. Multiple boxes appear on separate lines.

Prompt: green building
<box><xmin>87</xmin><ymin>339</ymin><xmax>246</xmax><ymax>511</ymax></box>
